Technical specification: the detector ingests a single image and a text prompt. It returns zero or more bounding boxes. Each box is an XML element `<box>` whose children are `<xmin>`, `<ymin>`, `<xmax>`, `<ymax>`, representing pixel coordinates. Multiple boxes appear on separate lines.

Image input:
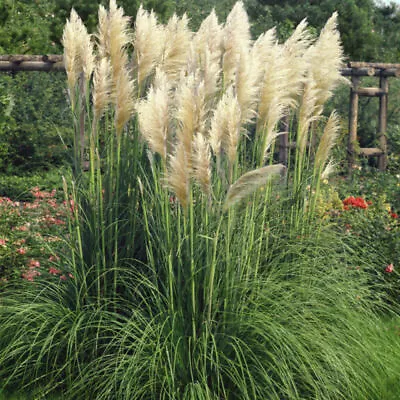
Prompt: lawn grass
<box><xmin>0</xmin><ymin>390</ymin><xmax>63</xmax><ymax>399</ymax></box>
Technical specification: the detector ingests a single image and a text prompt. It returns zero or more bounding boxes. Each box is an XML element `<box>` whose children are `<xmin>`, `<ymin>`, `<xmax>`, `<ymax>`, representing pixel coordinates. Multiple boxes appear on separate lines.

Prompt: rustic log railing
<box><xmin>278</xmin><ymin>62</ymin><xmax>400</xmax><ymax>172</ymax></box>
<box><xmin>0</xmin><ymin>55</ymin><xmax>64</xmax><ymax>72</ymax></box>
<box><xmin>0</xmin><ymin>56</ymin><xmax>399</xmax><ymax>171</ymax></box>
<box><xmin>342</xmin><ymin>62</ymin><xmax>400</xmax><ymax>172</ymax></box>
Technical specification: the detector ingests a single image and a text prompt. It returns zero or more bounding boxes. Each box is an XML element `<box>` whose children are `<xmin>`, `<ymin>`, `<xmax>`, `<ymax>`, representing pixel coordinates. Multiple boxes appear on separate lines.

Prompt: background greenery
<box><xmin>1</xmin><ymin>0</ymin><xmax>400</xmax><ymax>177</ymax></box>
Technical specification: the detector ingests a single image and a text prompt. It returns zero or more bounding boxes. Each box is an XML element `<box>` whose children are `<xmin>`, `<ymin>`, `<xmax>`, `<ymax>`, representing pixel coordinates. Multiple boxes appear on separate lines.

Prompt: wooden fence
<box><xmin>1</xmin><ymin>55</ymin><xmax>399</xmax><ymax>171</ymax></box>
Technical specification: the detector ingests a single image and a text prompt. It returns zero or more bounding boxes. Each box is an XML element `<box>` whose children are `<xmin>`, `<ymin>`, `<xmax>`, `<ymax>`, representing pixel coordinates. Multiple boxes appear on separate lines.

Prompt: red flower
<box><xmin>343</xmin><ymin>196</ymin><xmax>368</xmax><ymax>209</ymax></box>
<box><xmin>390</xmin><ymin>212</ymin><xmax>398</xmax><ymax>219</ymax></box>
<box><xmin>385</xmin><ymin>264</ymin><xmax>394</xmax><ymax>273</ymax></box>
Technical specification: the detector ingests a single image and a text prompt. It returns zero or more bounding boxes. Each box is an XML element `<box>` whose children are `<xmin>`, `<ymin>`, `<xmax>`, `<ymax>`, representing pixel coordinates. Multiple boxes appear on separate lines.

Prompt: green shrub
<box><xmin>0</xmin><ymin>73</ymin><xmax>72</xmax><ymax>175</ymax></box>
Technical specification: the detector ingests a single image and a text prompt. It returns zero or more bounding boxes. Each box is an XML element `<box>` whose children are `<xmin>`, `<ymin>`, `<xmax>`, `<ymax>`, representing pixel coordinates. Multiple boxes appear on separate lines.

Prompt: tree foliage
<box><xmin>0</xmin><ymin>0</ymin><xmax>57</xmax><ymax>53</ymax></box>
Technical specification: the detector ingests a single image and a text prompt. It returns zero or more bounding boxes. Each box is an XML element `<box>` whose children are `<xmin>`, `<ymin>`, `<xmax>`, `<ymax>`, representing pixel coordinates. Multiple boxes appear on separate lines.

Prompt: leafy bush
<box><xmin>0</xmin><ymin>169</ymin><xmax>66</xmax><ymax>201</ymax></box>
<box><xmin>0</xmin><ymin>73</ymin><xmax>72</xmax><ymax>175</ymax></box>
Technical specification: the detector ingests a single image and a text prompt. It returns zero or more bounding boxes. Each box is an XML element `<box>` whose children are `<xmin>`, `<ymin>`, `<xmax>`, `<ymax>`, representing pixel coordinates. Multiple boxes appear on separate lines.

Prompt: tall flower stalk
<box><xmin>60</xmin><ymin>0</ymin><xmax>347</xmax><ymax>334</ymax></box>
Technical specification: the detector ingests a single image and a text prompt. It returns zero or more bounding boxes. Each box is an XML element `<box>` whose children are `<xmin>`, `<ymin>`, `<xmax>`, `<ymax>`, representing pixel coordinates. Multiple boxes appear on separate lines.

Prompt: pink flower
<box><xmin>47</xmin><ymin>199</ymin><xmax>58</xmax><ymax>209</ymax></box>
<box><xmin>17</xmin><ymin>247</ymin><xmax>27</xmax><ymax>255</ymax></box>
<box><xmin>60</xmin><ymin>275</ymin><xmax>67</xmax><ymax>281</ymax></box>
<box><xmin>22</xmin><ymin>269</ymin><xmax>41</xmax><ymax>282</ymax></box>
<box><xmin>48</xmin><ymin>255</ymin><xmax>60</xmax><ymax>262</ymax></box>
<box><xmin>0</xmin><ymin>238</ymin><xmax>7</xmax><ymax>246</ymax></box>
<box><xmin>49</xmin><ymin>267</ymin><xmax>61</xmax><ymax>275</ymax></box>
<box><xmin>43</xmin><ymin>216</ymin><xmax>65</xmax><ymax>225</ymax></box>
<box><xmin>385</xmin><ymin>264</ymin><xmax>394</xmax><ymax>273</ymax></box>
<box><xmin>28</xmin><ymin>259</ymin><xmax>40</xmax><ymax>269</ymax></box>
<box><xmin>68</xmin><ymin>273</ymin><xmax>74</xmax><ymax>279</ymax></box>
<box><xmin>24</xmin><ymin>202</ymin><xmax>39</xmax><ymax>210</ymax></box>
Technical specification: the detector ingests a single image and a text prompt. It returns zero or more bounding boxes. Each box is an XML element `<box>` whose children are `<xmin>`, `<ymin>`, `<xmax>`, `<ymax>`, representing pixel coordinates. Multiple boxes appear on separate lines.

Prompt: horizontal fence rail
<box><xmin>0</xmin><ymin>55</ymin><xmax>64</xmax><ymax>72</ymax></box>
<box><xmin>1</xmin><ymin>55</ymin><xmax>399</xmax><ymax>76</ymax></box>
<box><xmin>1</xmin><ymin>56</ymin><xmax>400</xmax><ymax>171</ymax></box>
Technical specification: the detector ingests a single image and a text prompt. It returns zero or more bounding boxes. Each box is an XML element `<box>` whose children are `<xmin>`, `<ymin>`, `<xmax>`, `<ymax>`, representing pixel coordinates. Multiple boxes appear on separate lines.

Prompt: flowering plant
<box><xmin>342</xmin><ymin>196</ymin><xmax>369</xmax><ymax>210</ymax></box>
<box><xmin>323</xmin><ymin>191</ymin><xmax>400</xmax><ymax>304</ymax></box>
<box><xmin>0</xmin><ymin>187</ymin><xmax>70</xmax><ymax>286</ymax></box>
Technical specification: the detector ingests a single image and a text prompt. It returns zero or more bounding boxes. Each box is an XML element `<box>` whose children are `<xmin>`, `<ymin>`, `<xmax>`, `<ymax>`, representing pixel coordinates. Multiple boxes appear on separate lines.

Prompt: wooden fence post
<box><xmin>378</xmin><ymin>75</ymin><xmax>388</xmax><ymax>171</ymax></box>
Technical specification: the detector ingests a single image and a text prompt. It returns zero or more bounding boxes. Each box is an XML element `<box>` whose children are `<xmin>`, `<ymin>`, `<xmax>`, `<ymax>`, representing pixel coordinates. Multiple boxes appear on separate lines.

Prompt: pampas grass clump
<box><xmin>1</xmin><ymin>2</ymin><xmax>399</xmax><ymax>399</ymax></box>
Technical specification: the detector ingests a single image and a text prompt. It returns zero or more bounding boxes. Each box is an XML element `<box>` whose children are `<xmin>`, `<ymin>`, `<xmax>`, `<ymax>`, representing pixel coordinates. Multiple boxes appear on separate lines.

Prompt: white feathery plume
<box><xmin>252</xmin><ymin>27</ymin><xmax>277</xmax><ymax>70</ymax></box>
<box><xmin>305</xmin><ymin>12</ymin><xmax>348</xmax><ymax>108</ymax></box>
<box><xmin>80</xmin><ymin>33</ymin><xmax>95</xmax><ymax>82</ymax></box>
<box><xmin>161</xmin><ymin>13</ymin><xmax>192</xmax><ymax>83</ymax></box>
<box><xmin>209</xmin><ymin>87</ymin><xmax>242</xmax><ymax>166</ymax></box>
<box><xmin>321</xmin><ymin>159</ymin><xmax>337</xmax><ymax>180</ymax></box>
<box><xmin>200</xmin><ymin>46</ymin><xmax>221</xmax><ymax>107</ymax></box>
<box><xmin>193</xmin><ymin>10</ymin><xmax>223</xmax><ymax>105</ymax></box>
<box><xmin>107</xmin><ymin>0</ymin><xmax>133</xmax><ymax>91</ymax></box>
<box><xmin>97</xmin><ymin>5</ymin><xmax>110</xmax><ymax>59</ymax></box>
<box><xmin>314</xmin><ymin>111</ymin><xmax>341</xmax><ymax>174</ymax></box>
<box><xmin>167</xmin><ymin>141</ymin><xmax>190</xmax><ymax>210</ymax></box>
<box><xmin>281</xmin><ymin>19</ymin><xmax>313</xmax><ymax>105</ymax></box>
<box><xmin>192</xmin><ymin>132</ymin><xmax>212</xmax><ymax>196</ymax></box>
<box><xmin>94</xmin><ymin>1</ymin><xmax>134</xmax><ymax>133</ymax></box>
<box><xmin>62</xmin><ymin>9</ymin><xmax>85</xmax><ymax>93</ymax></box>
<box><xmin>248</xmin><ymin>28</ymin><xmax>277</xmax><ymax>109</ymax></box>
<box><xmin>194</xmin><ymin>9</ymin><xmax>223</xmax><ymax>61</ymax></box>
<box><xmin>235</xmin><ymin>45</ymin><xmax>260</xmax><ymax>124</ymax></box>
<box><xmin>175</xmin><ymin>72</ymin><xmax>206</xmax><ymax>164</ymax></box>
<box><xmin>224</xmin><ymin>164</ymin><xmax>286</xmax><ymax>210</ymax></box>
<box><xmin>297</xmin><ymin>78</ymin><xmax>322</xmax><ymax>157</ymax></box>
<box><xmin>222</xmin><ymin>1</ymin><xmax>251</xmax><ymax>87</ymax></box>
<box><xmin>256</xmin><ymin>19</ymin><xmax>314</xmax><ymax>161</ymax></box>
<box><xmin>93</xmin><ymin>57</ymin><xmax>112</xmax><ymax>121</ymax></box>
<box><xmin>256</xmin><ymin>43</ymin><xmax>292</xmax><ymax>160</ymax></box>
<box><xmin>133</xmin><ymin>5</ymin><xmax>165</xmax><ymax>88</ymax></box>
<box><xmin>153</xmin><ymin>66</ymin><xmax>169</xmax><ymax>90</ymax></box>
<box><xmin>137</xmin><ymin>69</ymin><xmax>170</xmax><ymax>161</ymax></box>
<box><xmin>185</xmin><ymin>42</ymin><xmax>199</xmax><ymax>76</ymax></box>
<box><xmin>114</xmin><ymin>65</ymin><xmax>135</xmax><ymax>135</ymax></box>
